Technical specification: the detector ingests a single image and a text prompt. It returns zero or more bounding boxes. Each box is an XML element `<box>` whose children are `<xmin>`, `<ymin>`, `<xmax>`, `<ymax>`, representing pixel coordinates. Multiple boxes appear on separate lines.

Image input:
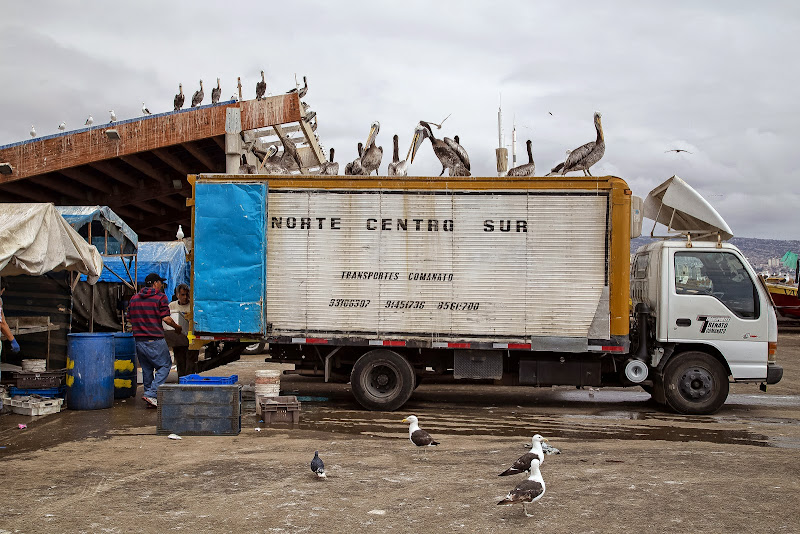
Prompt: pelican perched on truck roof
<box><xmin>345</xmin><ymin>142</ymin><xmax>365</xmax><ymax>175</ymax></box>
<box><xmin>319</xmin><ymin>148</ymin><xmax>339</xmax><ymax>175</ymax></box>
<box><xmin>560</xmin><ymin>111</ymin><xmax>605</xmax><ymax>176</ymax></box>
<box><xmin>387</xmin><ymin>134</ymin><xmax>411</xmax><ymax>176</ymax></box>
<box><xmin>411</xmin><ymin>121</ymin><xmax>470</xmax><ymax>177</ymax></box>
<box><xmin>507</xmin><ymin>140</ymin><xmax>536</xmax><ymax>177</ymax></box>
<box><xmin>361</xmin><ymin>121</ymin><xmax>383</xmax><ymax>175</ymax></box>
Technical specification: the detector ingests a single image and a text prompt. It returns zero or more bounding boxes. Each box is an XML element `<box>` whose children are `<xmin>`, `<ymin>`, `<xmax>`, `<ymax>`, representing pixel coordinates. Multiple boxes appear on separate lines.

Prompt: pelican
<box><xmin>84</xmin><ymin>115</ymin><xmax>93</xmax><ymax>126</ymax></box>
<box><xmin>211</xmin><ymin>78</ymin><xmax>221</xmax><ymax>104</ymax></box>
<box><xmin>344</xmin><ymin>143</ymin><xmax>364</xmax><ymax>175</ymax></box>
<box><xmin>497</xmin><ymin>458</ymin><xmax>546</xmax><ymax>517</ymax></box>
<box><xmin>411</xmin><ymin>121</ymin><xmax>470</xmax><ymax>176</ymax></box>
<box><xmin>142</xmin><ymin>102</ymin><xmax>151</xmax><ymax>115</ymax></box>
<box><xmin>319</xmin><ymin>148</ymin><xmax>339</xmax><ymax>175</ymax></box>
<box><xmin>109</xmin><ymin>110</ymin><xmax>116</xmax><ymax>123</ymax></box>
<box><xmin>388</xmin><ymin>134</ymin><xmax>415</xmax><ymax>176</ymax></box>
<box><xmin>191</xmin><ymin>80</ymin><xmax>204</xmax><ymax>107</ymax></box>
<box><xmin>58</xmin><ymin>122</ymin><xmax>66</xmax><ymax>131</ymax></box>
<box><xmin>174</xmin><ymin>84</ymin><xmax>185</xmax><ymax>110</ymax></box>
<box><xmin>256</xmin><ymin>71</ymin><xmax>267</xmax><ymax>100</ymax></box>
<box><xmin>361</xmin><ymin>121</ymin><xmax>383</xmax><ymax>175</ymax></box>
<box><xmin>259</xmin><ymin>145</ymin><xmax>289</xmax><ymax>175</ymax></box>
<box><xmin>560</xmin><ymin>111</ymin><xmax>604</xmax><ymax>176</ymax></box>
<box><xmin>507</xmin><ymin>140</ymin><xmax>536</xmax><ymax>176</ymax></box>
<box><xmin>287</xmin><ymin>75</ymin><xmax>308</xmax><ymax>99</ymax></box>
<box><xmin>275</xmin><ymin>127</ymin><xmax>303</xmax><ymax>173</ymax></box>
<box><xmin>546</xmin><ymin>150</ymin><xmax>572</xmax><ymax>176</ymax></box>
<box><xmin>238</xmin><ymin>154</ymin><xmax>256</xmax><ymax>174</ymax></box>
<box><xmin>446</xmin><ymin>134</ymin><xmax>470</xmax><ymax>172</ymax></box>
<box><xmin>30</xmin><ymin>125</ymin><xmax>36</xmax><ymax>138</ymax></box>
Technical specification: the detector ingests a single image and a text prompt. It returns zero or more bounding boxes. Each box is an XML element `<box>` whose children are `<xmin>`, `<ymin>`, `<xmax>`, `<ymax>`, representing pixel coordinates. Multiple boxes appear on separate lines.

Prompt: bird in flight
<box><xmin>665</xmin><ymin>149</ymin><xmax>692</xmax><ymax>154</ymax></box>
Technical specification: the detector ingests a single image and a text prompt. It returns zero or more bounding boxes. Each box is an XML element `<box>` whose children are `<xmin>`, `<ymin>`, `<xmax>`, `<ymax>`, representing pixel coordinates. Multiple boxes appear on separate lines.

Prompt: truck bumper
<box><xmin>766</xmin><ymin>363</ymin><xmax>783</xmax><ymax>385</ymax></box>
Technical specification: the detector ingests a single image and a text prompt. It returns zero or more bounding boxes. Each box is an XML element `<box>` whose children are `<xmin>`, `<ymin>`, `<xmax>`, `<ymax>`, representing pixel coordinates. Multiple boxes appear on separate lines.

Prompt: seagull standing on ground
<box><xmin>497</xmin><ymin>458</ymin><xmax>546</xmax><ymax>517</ymax></box>
<box><xmin>498</xmin><ymin>435</ymin><xmax>549</xmax><ymax>476</ymax></box>
<box><xmin>311</xmin><ymin>451</ymin><xmax>326</xmax><ymax>478</ymax></box>
<box><xmin>402</xmin><ymin>415</ymin><xmax>439</xmax><ymax>447</ymax></box>
<box><xmin>142</xmin><ymin>102</ymin><xmax>151</xmax><ymax>115</ymax></box>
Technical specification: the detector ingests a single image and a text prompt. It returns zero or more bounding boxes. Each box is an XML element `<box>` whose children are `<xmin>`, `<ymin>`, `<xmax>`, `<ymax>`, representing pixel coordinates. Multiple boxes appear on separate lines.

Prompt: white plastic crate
<box><xmin>5</xmin><ymin>396</ymin><xmax>64</xmax><ymax>416</ymax></box>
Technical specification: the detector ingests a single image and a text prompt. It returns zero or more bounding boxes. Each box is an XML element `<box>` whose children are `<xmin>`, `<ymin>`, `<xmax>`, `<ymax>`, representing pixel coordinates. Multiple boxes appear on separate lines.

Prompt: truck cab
<box><xmin>631</xmin><ymin>177</ymin><xmax>782</xmax><ymax>414</ymax></box>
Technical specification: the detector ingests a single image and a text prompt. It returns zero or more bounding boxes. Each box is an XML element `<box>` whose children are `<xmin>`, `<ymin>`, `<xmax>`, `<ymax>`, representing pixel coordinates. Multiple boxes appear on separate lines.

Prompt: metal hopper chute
<box><xmin>643</xmin><ymin>175</ymin><xmax>733</xmax><ymax>241</ymax></box>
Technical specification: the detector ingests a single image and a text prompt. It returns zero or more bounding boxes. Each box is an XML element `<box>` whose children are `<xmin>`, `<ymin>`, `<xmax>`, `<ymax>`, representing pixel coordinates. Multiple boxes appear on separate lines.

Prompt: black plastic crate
<box><xmin>157</xmin><ymin>384</ymin><xmax>241</xmax><ymax>436</ymax></box>
<box><xmin>10</xmin><ymin>370</ymin><xmax>66</xmax><ymax>388</ymax></box>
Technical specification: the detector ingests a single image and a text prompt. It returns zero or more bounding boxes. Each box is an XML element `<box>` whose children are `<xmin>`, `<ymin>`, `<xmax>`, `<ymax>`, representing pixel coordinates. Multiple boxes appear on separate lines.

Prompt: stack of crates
<box><xmin>157</xmin><ymin>375</ymin><xmax>241</xmax><ymax>436</ymax></box>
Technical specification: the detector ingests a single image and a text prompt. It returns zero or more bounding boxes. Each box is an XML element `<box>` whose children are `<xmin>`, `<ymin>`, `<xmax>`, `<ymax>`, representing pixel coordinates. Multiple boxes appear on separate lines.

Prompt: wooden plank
<box><xmin>298</xmin><ymin>119</ymin><xmax>324</xmax><ymax>166</ymax></box>
<box><xmin>89</xmin><ymin>160</ymin><xmax>145</xmax><ymax>188</ymax></box>
<box><xmin>0</xmin><ymin>95</ymin><xmax>302</xmax><ymax>184</ymax></box>
<box><xmin>181</xmin><ymin>142</ymin><xmax>219</xmax><ymax>172</ymax></box>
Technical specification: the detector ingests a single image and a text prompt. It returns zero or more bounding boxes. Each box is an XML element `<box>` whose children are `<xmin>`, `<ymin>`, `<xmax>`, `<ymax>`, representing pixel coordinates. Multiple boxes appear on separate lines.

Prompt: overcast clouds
<box><xmin>1</xmin><ymin>1</ymin><xmax>797</xmax><ymax>239</ymax></box>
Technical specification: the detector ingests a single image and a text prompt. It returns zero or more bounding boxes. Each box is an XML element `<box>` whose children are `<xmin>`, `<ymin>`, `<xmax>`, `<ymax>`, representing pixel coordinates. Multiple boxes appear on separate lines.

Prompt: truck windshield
<box><xmin>674</xmin><ymin>251</ymin><xmax>759</xmax><ymax>319</ymax></box>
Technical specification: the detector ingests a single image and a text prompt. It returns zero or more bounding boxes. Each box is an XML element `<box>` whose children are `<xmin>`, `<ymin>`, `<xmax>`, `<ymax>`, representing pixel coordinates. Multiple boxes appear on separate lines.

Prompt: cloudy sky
<box><xmin>1</xmin><ymin>1</ymin><xmax>797</xmax><ymax>239</ymax></box>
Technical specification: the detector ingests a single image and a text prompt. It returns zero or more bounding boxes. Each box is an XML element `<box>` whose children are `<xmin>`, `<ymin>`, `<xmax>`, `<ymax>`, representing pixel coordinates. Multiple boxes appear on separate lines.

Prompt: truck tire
<box><xmin>663</xmin><ymin>351</ymin><xmax>729</xmax><ymax>415</ymax></box>
<box><xmin>350</xmin><ymin>349</ymin><xmax>415</xmax><ymax>411</ymax></box>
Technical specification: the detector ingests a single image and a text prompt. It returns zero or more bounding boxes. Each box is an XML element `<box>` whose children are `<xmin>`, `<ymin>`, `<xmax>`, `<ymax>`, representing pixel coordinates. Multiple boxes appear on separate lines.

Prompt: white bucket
<box><xmin>255</xmin><ymin>370</ymin><xmax>281</xmax><ymax>414</ymax></box>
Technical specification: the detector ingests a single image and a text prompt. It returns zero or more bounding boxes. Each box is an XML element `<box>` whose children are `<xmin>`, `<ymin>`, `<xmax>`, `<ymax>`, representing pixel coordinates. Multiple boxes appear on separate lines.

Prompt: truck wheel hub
<box><xmin>679</xmin><ymin>367</ymin><xmax>712</xmax><ymax>399</ymax></box>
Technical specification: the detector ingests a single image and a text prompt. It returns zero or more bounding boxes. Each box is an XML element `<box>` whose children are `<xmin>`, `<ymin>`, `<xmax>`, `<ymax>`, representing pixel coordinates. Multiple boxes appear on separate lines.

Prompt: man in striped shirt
<box><xmin>129</xmin><ymin>273</ymin><xmax>183</xmax><ymax>408</ymax></box>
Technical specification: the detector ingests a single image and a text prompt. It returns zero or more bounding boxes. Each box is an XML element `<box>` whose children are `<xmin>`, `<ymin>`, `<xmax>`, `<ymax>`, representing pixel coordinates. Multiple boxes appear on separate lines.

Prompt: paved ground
<box><xmin>1</xmin><ymin>332</ymin><xmax>799</xmax><ymax>533</ymax></box>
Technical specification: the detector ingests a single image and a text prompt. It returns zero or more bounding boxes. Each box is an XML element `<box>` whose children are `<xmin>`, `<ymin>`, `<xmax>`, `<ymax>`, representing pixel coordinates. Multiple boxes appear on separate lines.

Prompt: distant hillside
<box><xmin>630</xmin><ymin>236</ymin><xmax>800</xmax><ymax>272</ymax></box>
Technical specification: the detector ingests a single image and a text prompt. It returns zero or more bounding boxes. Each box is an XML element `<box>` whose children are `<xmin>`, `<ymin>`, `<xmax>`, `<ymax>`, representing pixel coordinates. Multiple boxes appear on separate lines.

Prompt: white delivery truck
<box><xmin>189</xmin><ymin>173</ymin><xmax>782</xmax><ymax>414</ymax></box>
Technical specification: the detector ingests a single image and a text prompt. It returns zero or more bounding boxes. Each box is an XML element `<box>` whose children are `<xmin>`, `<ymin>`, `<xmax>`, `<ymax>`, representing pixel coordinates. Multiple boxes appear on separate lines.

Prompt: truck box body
<box><xmin>191</xmin><ymin>175</ymin><xmax>632</xmax><ymax>351</ymax></box>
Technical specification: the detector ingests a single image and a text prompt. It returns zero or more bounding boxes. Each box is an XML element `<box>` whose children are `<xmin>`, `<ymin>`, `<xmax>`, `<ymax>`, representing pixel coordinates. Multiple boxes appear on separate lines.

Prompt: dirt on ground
<box><xmin>1</xmin><ymin>331</ymin><xmax>799</xmax><ymax>533</ymax></box>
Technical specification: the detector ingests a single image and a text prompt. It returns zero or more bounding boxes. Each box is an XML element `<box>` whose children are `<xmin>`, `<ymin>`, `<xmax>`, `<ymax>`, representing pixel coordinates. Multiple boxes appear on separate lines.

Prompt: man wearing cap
<box><xmin>128</xmin><ymin>273</ymin><xmax>182</xmax><ymax>407</ymax></box>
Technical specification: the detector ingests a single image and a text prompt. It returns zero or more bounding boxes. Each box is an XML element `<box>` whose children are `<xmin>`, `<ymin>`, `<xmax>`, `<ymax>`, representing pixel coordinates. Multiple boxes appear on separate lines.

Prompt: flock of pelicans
<box><xmin>309</xmin><ymin>415</ymin><xmax>560</xmax><ymax>518</ymax></box>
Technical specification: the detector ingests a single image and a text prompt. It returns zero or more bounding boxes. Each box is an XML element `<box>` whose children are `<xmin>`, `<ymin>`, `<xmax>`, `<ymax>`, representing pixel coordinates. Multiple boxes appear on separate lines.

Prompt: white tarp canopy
<box><xmin>0</xmin><ymin>203</ymin><xmax>104</xmax><ymax>283</ymax></box>
<box><xmin>643</xmin><ymin>175</ymin><xmax>734</xmax><ymax>241</ymax></box>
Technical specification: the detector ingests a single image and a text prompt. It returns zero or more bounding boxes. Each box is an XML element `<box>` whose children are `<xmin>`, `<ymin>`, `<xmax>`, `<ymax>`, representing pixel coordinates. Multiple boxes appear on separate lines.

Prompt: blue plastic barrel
<box><xmin>113</xmin><ymin>332</ymin><xmax>137</xmax><ymax>399</ymax></box>
<box><xmin>66</xmin><ymin>333</ymin><xmax>115</xmax><ymax>410</ymax></box>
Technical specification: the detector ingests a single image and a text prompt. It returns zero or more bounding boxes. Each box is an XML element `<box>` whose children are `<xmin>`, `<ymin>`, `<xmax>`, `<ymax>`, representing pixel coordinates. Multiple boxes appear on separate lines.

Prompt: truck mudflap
<box><xmin>766</xmin><ymin>363</ymin><xmax>783</xmax><ymax>384</ymax></box>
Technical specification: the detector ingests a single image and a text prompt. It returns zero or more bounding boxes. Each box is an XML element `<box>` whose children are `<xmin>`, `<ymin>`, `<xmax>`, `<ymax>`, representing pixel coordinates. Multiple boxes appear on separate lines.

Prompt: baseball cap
<box><xmin>144</xmin><ymin>273</ymin><xmax>167</xmax><ymax>286</ymax></box>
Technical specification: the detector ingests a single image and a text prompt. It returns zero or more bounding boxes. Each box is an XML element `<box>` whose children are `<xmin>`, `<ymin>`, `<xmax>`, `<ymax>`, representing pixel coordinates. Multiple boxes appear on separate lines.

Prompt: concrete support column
<box><xmin>225</xmin><ymin>107</ymin><xmax>242</xmax><ymax>174</ymax></box>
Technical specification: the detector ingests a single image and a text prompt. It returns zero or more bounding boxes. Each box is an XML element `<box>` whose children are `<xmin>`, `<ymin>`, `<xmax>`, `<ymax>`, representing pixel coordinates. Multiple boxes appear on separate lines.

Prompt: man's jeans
<box><xmin>136</xmin><ymin>338</ymin><xmax>171</xmax><ymax>399</ymax></box>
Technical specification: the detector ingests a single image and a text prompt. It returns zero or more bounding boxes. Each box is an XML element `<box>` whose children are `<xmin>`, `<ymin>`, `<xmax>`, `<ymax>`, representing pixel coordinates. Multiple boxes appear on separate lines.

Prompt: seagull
<box><xmin>58</xmin><ymin>122</ymin><xmax>66</xmax><ymax>131</ymax></box>
<box><xmin>211</xmin><ymin>77</ymin><xmax>221</xmax><ymax>104</ymax></box>
<box><xmin>191</xmin><ymin>80</ymin><xmax>204</xmax><ymax>107</ymax></box>
<box><xmin>402</xmin><ymin>415</ymin><xmax>439</xmax><ymax>447</ymax></box>
<box><xmin>319</xmin><ymin>148</ymin><xmax>339</xmax><ymax>175</ymax></box>
<box><xmin>30</xmin><ymin>125</ymin><xmax>36</xmax><ymax>138</ymax></box>
<box><xmin>174</xmin><ymin>83</ymin><xmax>185</xmax><ymax>110</ymax></box>
<box><xmin>176</xmin><ymin>225</ymin><xmax>185</xmax><ymax>240</ymax></box>
<box><xmin>109</xmin><ymin>110</ymin><xmax>117</xmax><ymax>123</ymax></box>
<box><xmin>256</xmin><ymin>70</ymin><xmax>267</xmax><ymax>100</ymax></box>
<box><xmin>498</xmin><ymin>435</ymin><xmax>549</xmax><ymax>476</ymax></box>
<box><xmin>506</xmin><ymin>140</ymin><xmax>536</xmax><ymax>177</ymax></box>
<box><xmin>560</xmin><ymin>111</ymin><xmax>605</xmax><ymax>176</ymax></box>
<box><xmin>665</xmin><ymin>149</ymin><xmax>692</xmax><ymax>154</ymax></box>
<box><xmin>497</xmin><ymin>458</ymin><xmax>546</xmax><ymax>517</ymax></box>
<box><xmin>311</xmin><ymin>451</ymin><xmax>326</xmax><ymax>478</ymax></box>
<box><xmin>361</xmin><ymin>121</ymin><xmax>383</xmax><ymax>175</ymax></box>
<box><xmin>142</xmin><ymin>102</ymin><xmax>151</xmax><ymax>115</ymax></box>
<box><xmin>85</xmin><ymin>115</ymin><xmax>93</xmax><ymax>126</ymax></box>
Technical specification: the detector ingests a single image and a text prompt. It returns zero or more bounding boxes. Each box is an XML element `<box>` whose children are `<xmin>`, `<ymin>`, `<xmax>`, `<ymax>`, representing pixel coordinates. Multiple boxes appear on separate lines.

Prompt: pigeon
<box><xmin>109</xmin><ymin>110</ymin><xmax>116</xmax><ymax>123</ymax></box>
<box><xmin>176</xmin><ymin>225</ymin><xmax>185</xmax><ymax>240</ymax></box>
<box><xmin>58</xmin><ymin>122</ymin><xmax>66</xmax><ymax>131</ymax></box>
<box><xmin>402</xmin><ymin>415</ymin><xmax>439</xmax><ymax>447</ymax></box>
<box><xmin>30</xmin><ymin>125</ymin><xmax>36</xmax><ymax>137</ymax></box>
<box><xmin>497</xmin><ymin>458</ymin><xmax>546</xmax><ymax>517</ymax></box>
<box><xmin>142</xmin><ymin>102</ymin><xmax>151</xmax><ymax>115</ymax></box>
<box><xmin>85</xmin><ymin>115</ymin><xmax>93</xmax><ymax>126</ymax></box>
<box><xmin>311</xmin><ymin>450</ymin><xmax>326</xmax><ymax>478</ymax></box>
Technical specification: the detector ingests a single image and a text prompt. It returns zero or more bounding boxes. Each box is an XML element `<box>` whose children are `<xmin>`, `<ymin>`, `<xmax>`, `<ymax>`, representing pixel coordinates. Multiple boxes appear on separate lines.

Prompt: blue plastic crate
<box><xmin>178</xmin><ymin>374</ymin><xmax>239</xmax><ymax>385</ymax></box>
<box><xmin>9</xmin><ymin>386</ymin><xmax>67</xmax><ymax>398</ymax></box>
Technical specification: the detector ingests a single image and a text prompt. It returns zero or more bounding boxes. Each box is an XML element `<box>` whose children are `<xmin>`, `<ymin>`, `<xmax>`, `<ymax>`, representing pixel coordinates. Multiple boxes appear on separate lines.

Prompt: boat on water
<box><xmin>765</xmin><ymin>277</ymin><xmax>800</xmax><ymax>319</ymax></box>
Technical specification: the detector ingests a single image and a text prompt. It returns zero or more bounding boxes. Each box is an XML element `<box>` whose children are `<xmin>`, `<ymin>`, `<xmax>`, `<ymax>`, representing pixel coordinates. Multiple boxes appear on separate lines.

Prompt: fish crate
<box><xmin>9</xmin><ymin>385</ymin><xmax>67</xmax><ymax>399</ymax></box>
<box><xmin>10</xmin><ymin>370</ymin><xmax>66</xmax><ymax>388</ymax></box>
<box><xmin>157</xmin><ymin>384</ymin><xmax>241</xmax><ymax>436</ymax></box>
<box><xmin>178</xmin><ymin>374</ymin><xmax>239</xmax><ymax>385</ymax></box>
<box><xmin>5</xmin><ymin>396</ymin><xmax>64</xmax><ymax>416</ymax></box>
<box><xmin>259</xmin><ymin>395</ymin><xmax>301</xmax><ymax>425</ymax></box>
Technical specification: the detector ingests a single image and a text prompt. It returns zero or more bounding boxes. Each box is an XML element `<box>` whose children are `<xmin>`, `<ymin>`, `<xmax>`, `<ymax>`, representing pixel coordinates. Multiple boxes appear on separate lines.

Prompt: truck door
<box><xmin>668</xmin><ymin>249</ymin><xmax>767</xmax><ymax>378</ymax></box>
<box><xmin>193</xmin><ymin>181</ymin><xmax>267</xmax><ymax>334</ymax></box>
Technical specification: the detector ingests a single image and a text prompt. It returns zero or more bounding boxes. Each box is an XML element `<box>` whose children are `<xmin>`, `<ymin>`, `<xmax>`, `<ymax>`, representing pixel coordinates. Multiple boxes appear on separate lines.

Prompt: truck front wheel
<box><xmin>350</xmin><ymin>349</ymin><xmax>415</xmax><ymax>411</ymax></box>
<box><xmin>663</xmin><ymin>351</ymin><xmax>729</xmax><ymax>415</ymax></box>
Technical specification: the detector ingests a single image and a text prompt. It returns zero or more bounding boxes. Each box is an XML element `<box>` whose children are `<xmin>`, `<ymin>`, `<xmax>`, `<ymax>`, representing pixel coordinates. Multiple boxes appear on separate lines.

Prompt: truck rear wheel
<box><xmin>350</xmin><ymin>349</ymin><xmax>415</xmax><ymax>411</ymax></box>
<box><xmin>663</xmin><ymin>351</ymin><xmax>729</xmax><ymax>415</ymax></box>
